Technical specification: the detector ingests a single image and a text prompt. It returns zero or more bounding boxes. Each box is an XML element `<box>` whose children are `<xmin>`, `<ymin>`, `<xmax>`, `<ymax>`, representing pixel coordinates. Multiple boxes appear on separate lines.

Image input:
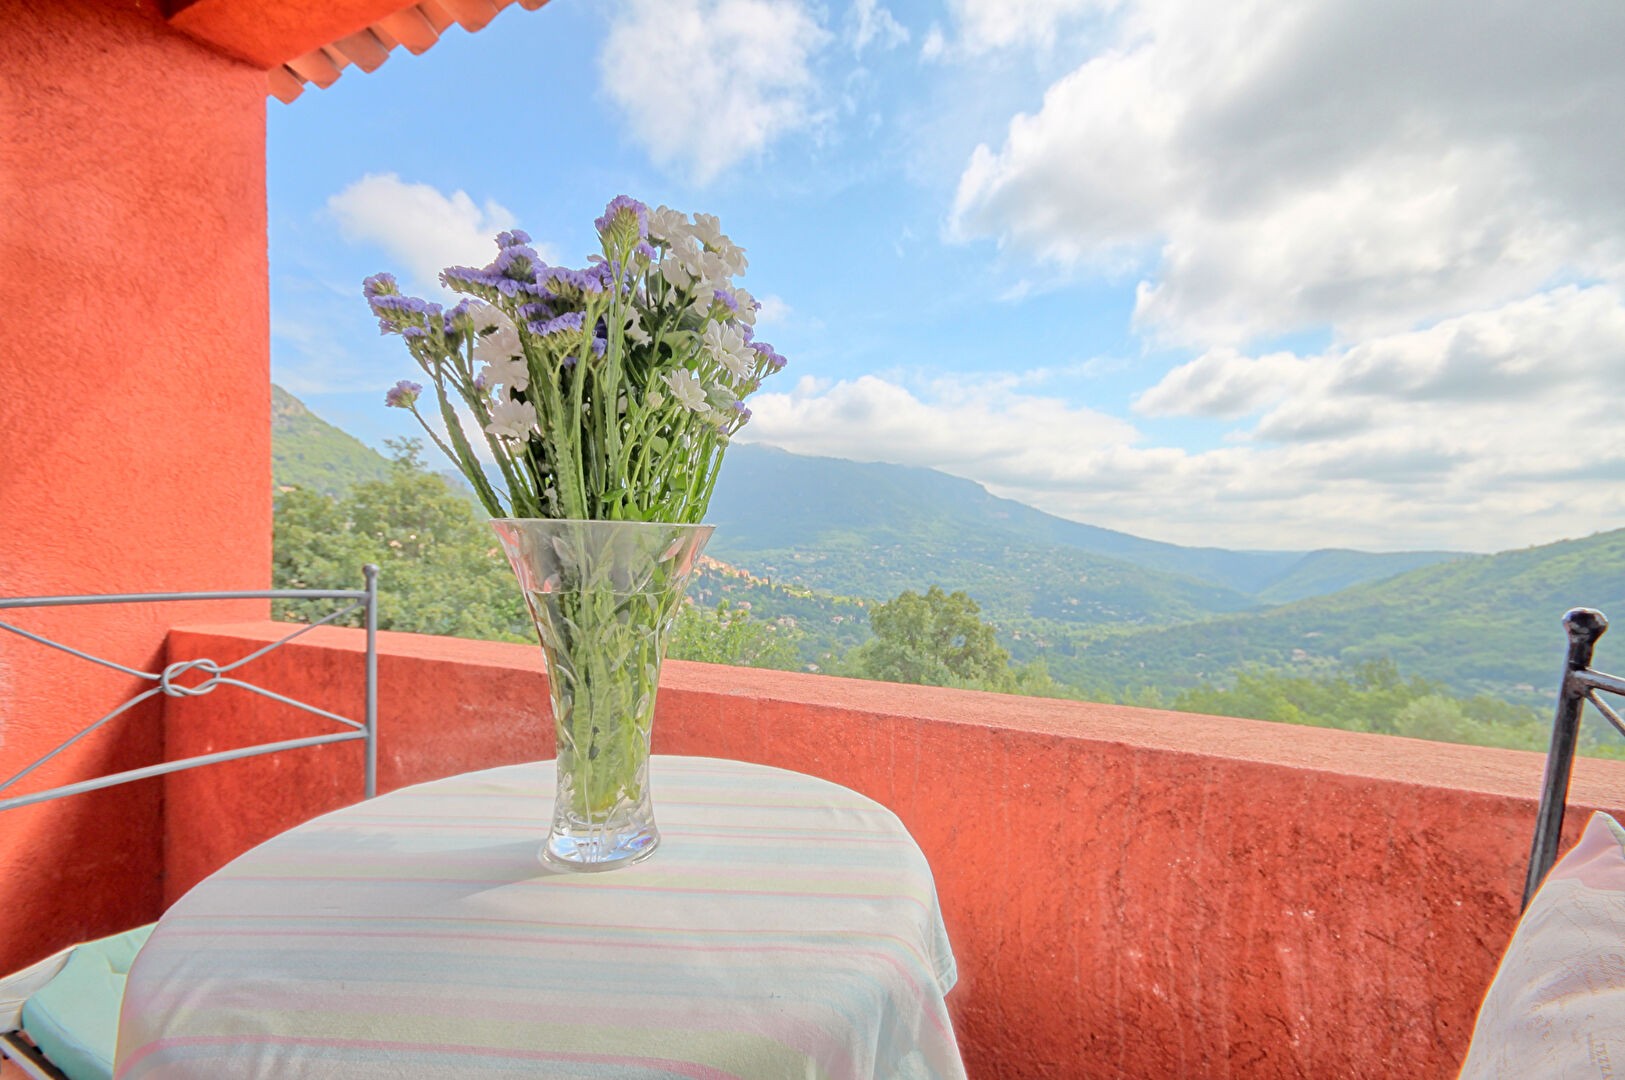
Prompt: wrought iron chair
<box><xmin>1521</xmin><ymin>607</ymin><xmax>1625</xmax><ymax>911</ymax></box>
<box><xmin>0</xmin><ymin>570</ymin><xmax>379</xmax><ymax>1080</ymax></box>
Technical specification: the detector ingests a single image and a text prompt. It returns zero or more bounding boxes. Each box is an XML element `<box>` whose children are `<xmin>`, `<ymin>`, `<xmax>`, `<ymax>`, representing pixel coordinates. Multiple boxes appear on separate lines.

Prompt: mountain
<box><xmin>707</xmin><ymin>444</ymin><xmax>1461</xmax><ymax>603</ymax></box>
<box><xmin>1067</xmin><ymin>528</ymin><xmax>1625</xmax><ymax>704</ymax></box>
<box><xmin>271</xmin><ymin>385</ymin><xmax>392</xmax><ymax>496</ymax></box>
<box><xmin>1254</xmin><ymin>548</ymin><xmax>1469</xmax><ymax>604</ymax></box>
<box><xmin>266</xmin><ymin>391</ymin><xmax>1625</xmax><ymax>708</ymax></box>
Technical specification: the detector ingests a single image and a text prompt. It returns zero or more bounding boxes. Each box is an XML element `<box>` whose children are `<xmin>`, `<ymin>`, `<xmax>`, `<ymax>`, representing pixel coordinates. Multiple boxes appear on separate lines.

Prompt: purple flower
<box><xmin>713</xmin><ymin>290</ymin><xmax>738</xmax><ymax>313</ymax></box>
<box><xmin>539</xmin><ymin>265</ymin><xmax>606</xmax><ymax>298</ymax></box>
<box><xmin>529</xmin><ymin>311</ymin><xmax>586</xmax><ymax>338</ymax></box>
<box><xmin>595</xmin><ymin>195</ymin><xmax>649</xmax><ymax>240</ymax></box>
<box><xmin>495</xmin><ymin>229</ymin><xmax>532</xmax><ymax>249</ymax></box>
<box><xmin>591</xmin><ymin>336</ymin><xmax>607</xmax><ymax>358</ymax></box>
<box><xmin>363</xmin><ymin>272</ymin><xmax>399</xmax><ymax>299</ymax></box>
<box><xmin>490</xmin><ymin>245</ymin><xmax>543</xmax><ymax>283</ymax></box>
<box><xmin>440</xmin><ymin>264</ymin><xmax>502</xmax><ymax>291</ymax></box>
<box><xmin>368</xmin><ymin>292</ymin><xmax>433</xmax><ymax>335</ymax></box>
<box><xmin>368</xmin><ymin>294</ymin><xmax>428</xmax><ymax>317</ymax></box>
<box><xmin>444</xmin><ymin>298</ymin><xmax>482</xmax><ymax>335</ymax></box>
<box><xmin>384</xmin><ymin>380</ymin><xmax>422</xmax><ymax>408</ymax></box>
<box><xmin>750</xmin><ymin>341</ymin><xmax>788</xmax><ymax>372</ymax></box>
<box><xmin>732</xmin><ymin>399</ymin><xmax>752</xmax><ymax>422</ymax></box>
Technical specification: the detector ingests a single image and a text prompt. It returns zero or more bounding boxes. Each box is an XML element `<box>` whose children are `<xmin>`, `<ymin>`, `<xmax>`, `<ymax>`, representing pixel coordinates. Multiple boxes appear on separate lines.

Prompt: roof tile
<box><xmin>441</xmin><ymin>0</ymin><xmax>502</xmax><ymax>33</ymax></box>
<box><xmin>261</xmin><ymin>0</ymin><xmax>550</xmax><ymax>104</ymax></box>
<box><xmin>374</xmin><ymin>7</ymin><xmax>440</xmax><ymax>54</ymax></box>
<box><xmin>334</xmin><ymin>28</ymin><xmax>392</xmax><ymax>72</ymax></box>
<box><xmin>286</xmin><ymin>46</ymin><xmax>344</xmax><ymax>88</ymax></box>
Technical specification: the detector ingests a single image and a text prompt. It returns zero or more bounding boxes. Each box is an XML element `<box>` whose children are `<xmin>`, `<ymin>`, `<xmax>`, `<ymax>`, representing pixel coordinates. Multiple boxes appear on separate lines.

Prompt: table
<box><xmin>114</xmin><ymin>756</ymin><xmax>965</xmax><ymax>1080</ymax></box>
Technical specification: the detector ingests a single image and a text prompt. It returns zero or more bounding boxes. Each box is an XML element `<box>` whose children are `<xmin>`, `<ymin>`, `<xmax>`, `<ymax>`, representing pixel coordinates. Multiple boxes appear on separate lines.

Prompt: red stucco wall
<box><xmin>162</xmin><ymin>623</ymin><xmax>1625</xmax><ymax>1080</ymax></box>
<box><xmin>0</xmin><ymin>0</ymin><xmax>270</xmax><ymax>972</ymax></box>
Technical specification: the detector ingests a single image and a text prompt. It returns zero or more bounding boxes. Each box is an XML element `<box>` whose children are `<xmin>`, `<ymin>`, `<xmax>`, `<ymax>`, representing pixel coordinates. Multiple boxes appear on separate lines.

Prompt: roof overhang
<box><xmin>164</xmin><ymin>0</ymin><xmax>550</xmax><ymax>103</ymax></box>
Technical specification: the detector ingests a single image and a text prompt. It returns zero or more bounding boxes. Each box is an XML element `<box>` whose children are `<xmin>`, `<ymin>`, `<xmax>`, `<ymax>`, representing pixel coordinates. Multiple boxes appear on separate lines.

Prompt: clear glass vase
<box><xmin>490</xmin><ymin>518</ymin><xmax>713</xmax><ymax>871</ymax></box>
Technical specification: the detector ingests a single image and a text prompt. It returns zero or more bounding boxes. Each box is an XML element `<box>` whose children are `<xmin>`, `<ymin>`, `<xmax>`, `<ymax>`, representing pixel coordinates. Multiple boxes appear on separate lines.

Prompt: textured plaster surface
<box><xmin>0</xmin><ymin>0</ymin><xmax>269</xmax><ymax>972</ymax></box>
<box><xmin>158</xmin><ymin>624</ymin><xmax>1625</xmax><ymax>1079</ymax></box>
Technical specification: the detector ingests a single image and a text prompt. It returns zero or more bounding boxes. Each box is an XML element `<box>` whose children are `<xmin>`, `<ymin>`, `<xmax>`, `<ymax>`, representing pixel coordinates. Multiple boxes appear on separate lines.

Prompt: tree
<box><xmin>273</xmin><ymin>440</ymin><xmax>531</xmax><ymax>642</ymax></box>
<box><xmin>845</xmin><ymin>586</ymin><xmax>1017</xmax><ymax>691</ymax></box>
<box><xmin>1166</xmin><ymin>662</ymin><xmax>1559</xmax><ymax>752</ymax></box>
<box><xmin>667</xmin><ymin>600</ymin><xmax>803</xmax><ymax>669</ymax></box>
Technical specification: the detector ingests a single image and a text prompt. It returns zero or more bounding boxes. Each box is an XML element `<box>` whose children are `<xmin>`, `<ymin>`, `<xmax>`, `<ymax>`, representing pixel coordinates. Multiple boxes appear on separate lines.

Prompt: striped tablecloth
<box><xmin>114</xmin><ymin>756</ymin><xmax>964</xmax><ymax>1080</ymax></box>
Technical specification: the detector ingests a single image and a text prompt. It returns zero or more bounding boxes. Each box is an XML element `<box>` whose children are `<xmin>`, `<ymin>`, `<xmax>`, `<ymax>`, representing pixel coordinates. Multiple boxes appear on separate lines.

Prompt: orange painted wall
<box><xmin>0</xmin><ymin>0</ymin><xmax>270</xmax><ymax>972</ymax></box>
<box><xmin>162</xmin><ymin>623</ymin><xmax>1625</xmax><ymax>1080</ymax></box>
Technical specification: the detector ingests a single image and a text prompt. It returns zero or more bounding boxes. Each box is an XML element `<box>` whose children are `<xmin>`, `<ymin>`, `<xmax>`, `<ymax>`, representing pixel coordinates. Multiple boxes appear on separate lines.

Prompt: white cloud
<box><xmin>327</xmin><ymin>174</ymin><xmax>530</xmax><ymax>294</ymax></box>
<box><xmin>1141</xmin><ymin>286</ymin><xmax>1625</xmax><ymax>422</ymax></box>
<box><xmin>600</xmin><ymin>0</ymin><xmax>831</xmax><ymax>185</ymax></box>
<box><xmin>752</xmin><ymin>294</ymin><xmax>792</xmax><ymax>326</ymax></box>
<box><xmin>848</xmin><ymin>0</ymin><xmax>908</xmax><ymax>54</ymax></box>
<box><xmin>739</xmin><ymin>286</ymin><xmax>1625</xmax><ymax>550</ymax></box>
<box><xmin>952</xmin><ymin>0</ymin><xmax>1625</xmax><ymax>345</ymax></box>
<box><xmin>919</xmin><ymin>23</ymin><xmax>947</xmax><ymax>61</ymax></box>
<box><xmin>742</xmin><ymin>372</ymin><xmax>1138</xmax><ymax>473</ymax></box>
<box><xmin>1134</xmin><ymin>347</ymin><xmax>1311</xmax><ymax>419</ymax></box>
<box><xmin>945</xmin><ymin>0</ymin><xmax>1112</xmax><ymax>54</ymax></box>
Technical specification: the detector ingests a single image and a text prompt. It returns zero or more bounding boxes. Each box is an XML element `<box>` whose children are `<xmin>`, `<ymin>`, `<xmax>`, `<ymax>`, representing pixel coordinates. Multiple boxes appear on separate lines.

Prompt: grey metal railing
<box><xmin>0</xmin><ymin>567</ymin><xmax>379</xmax><ymax>813</ymax></box>
<box><xmin>1521</xmin><ymin>607</ymin><xmax>1625</xmax><ymax>910</ymax></box>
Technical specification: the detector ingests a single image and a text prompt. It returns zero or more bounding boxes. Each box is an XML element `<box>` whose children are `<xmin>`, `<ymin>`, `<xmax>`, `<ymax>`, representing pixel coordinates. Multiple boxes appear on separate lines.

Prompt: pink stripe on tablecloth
<box><xmin>141</xmin><ymin>928</ymin><xmax>951</xmax><ymax>1041</ymax></box>
<box><xmin>214</xmin><ymin>875</ymin><xmax>934</xmax><ymax>908</ymax></box>
<box><xmin>118</xmin><ymin>1034</ymin><xmax>741</xmax><ymax>1078</ymax></box>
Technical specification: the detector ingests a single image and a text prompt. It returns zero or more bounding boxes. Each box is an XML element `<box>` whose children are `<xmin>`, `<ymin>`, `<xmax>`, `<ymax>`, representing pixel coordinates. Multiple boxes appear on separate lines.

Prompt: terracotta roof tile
<box><xmin>333</xmin><ymin>28</ymin><xmax>391</xmax><ymax>73</ymax></box>
<box><xmin>264</xmin><ymin>0</ymin><xmax>550</xmax><ymax>104</ymax></box>
<box><xmin>267</xmin><ymin>64</ymin><xmax>306</xmax><ymax>105</ymax></box>
<box><xmin>415</xmin><ymin>0</ymin><xmax>459</xmax><ymax>35</ymax></box>
<box><xmin>285</xmin><ymin>45</ymin><xmax>345</xmax><ymax>89</ymax></box>
<box><xmin>441</xmin><ymin>0</ymin><xmax>502</xmax><ymax>33</ymax></box>
<box><xmin>374</xmin><ymin>6</ymin><xmax>441</xmax><ymax>55</ymax></box>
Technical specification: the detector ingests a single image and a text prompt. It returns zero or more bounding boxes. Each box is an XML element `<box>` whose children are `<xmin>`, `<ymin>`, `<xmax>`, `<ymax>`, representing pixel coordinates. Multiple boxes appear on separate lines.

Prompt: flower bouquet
<box><xmin>365</xmin><ymin>197</ymin><xmax>787</xmax><ymax>869</ymax></box>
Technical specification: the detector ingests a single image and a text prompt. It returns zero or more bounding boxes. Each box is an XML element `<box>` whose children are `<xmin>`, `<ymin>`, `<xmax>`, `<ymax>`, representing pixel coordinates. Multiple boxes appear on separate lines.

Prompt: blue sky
<box><xmin>270</xmin><ymin>0</ymin><xmax>1625</xmax><ymax>553</ymax></box>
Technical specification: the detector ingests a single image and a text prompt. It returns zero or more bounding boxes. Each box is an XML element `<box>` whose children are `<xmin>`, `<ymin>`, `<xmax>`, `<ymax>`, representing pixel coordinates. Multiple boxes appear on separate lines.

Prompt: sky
<box><xmin>269</xmin><ymin>0</ymin><xmax>1625</xmax><ymax>554</ymax></box>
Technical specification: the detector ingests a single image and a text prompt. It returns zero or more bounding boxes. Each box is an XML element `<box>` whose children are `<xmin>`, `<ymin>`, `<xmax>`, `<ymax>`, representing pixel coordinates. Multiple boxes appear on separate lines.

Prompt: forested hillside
<box><xmin>268</xmin><ymin>387</ymin><xmax>1625</xmax><ymax>758</ymax></box>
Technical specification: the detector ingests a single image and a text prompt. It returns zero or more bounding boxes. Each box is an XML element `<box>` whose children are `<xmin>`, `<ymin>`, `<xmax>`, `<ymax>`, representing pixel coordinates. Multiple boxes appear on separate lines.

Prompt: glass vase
<box><xmin>490</xmin><ymin>518</ymin><xmax>714</xmax><ymax>872</ymax></box>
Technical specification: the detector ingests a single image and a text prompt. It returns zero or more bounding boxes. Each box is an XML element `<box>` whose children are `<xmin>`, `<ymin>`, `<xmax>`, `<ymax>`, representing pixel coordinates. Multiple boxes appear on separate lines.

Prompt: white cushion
<box><xmin>1459</xmin><ymin>812</ymin><xmax>1625</xmax><ymax>1079</ymax></box>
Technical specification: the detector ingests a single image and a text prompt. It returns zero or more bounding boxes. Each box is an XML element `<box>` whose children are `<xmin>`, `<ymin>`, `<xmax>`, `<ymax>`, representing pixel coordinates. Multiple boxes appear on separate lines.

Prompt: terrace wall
<box><xmin>162</xmin><ymin>622</ymin><xmax>1625</xmax><ymax>1079</ymax></box>
<box><xmin>0</xmin><ymin>0</ymin><xmax>269</xmax><ymax>973</ymax></box>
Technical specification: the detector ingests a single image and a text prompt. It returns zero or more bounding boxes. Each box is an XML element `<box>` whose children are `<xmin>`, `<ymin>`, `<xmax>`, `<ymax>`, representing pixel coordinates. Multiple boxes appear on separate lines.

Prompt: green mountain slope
<box><xmin>708</xmin><ymin>446</ymin><xmax>1303</xmax><ymax>593</ymax></box>
<box><xmin>687</xmin><ymin>559</ymin><xmax>872</xmax><ymax>670</ymax></box>
<box><xmin>271</xmin><ymin>385</ymin><xmax>392</xmax><ymax>496</ymax></box>
<box><xmin>267</xmin><ymin>399</ymin><xmax>1625</xmax><ymax>712</ymax></box>
<box><xmin>711</xmin><ymin>444</ymin><xmax>1462</xmax><ymax>597</ymax></box>
<box><xmin>1255</xmin><ymin>548</ymin><xmax>1465</xmax><ymax>604</ymax></box>
<box><xmin>1069</xmin><ymin>529</ymin><xmax>1625</xmax><ymax>704</ymax></box>
<box><xmin>707</xmin><ymin>445</ymin><xmax>1458</xmax><ymax>607</ymax></box>
<box><xmin>720</xmin><ymin>528</ymin><xmax>1258</xmax><ymax>628</ymax></box>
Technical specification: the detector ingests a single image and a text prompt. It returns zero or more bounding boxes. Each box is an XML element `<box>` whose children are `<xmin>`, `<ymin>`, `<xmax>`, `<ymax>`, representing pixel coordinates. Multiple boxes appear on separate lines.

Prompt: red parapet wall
<box><xmin>162</xmin><ymin>622</ymin><xmax>1625</xmax><ymax>1080</ymax></box>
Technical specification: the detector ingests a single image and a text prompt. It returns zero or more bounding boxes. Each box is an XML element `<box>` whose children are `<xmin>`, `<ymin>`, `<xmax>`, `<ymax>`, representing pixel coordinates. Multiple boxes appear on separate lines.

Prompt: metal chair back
<box><xmin>1522</xmin><ymin>607</ymin><xmax>1625</xmax><ymax>910</ymax></box>
<box><xmin>0</xmin><ymin>566</ymin><xmax>379</xmax><ymax>812</ymax></box>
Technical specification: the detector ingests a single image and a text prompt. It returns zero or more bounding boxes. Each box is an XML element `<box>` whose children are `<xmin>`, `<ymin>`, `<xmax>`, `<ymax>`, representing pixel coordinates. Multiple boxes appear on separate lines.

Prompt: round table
<box><xmin>114</xmin><ymin>756</ymin><xmax>964</xmax><ymax>1079</ymax></box>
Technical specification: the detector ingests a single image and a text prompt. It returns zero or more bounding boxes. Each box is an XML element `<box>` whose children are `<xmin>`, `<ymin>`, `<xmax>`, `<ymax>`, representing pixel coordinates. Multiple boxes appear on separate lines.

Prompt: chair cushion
<box><xmin>1458</xmin><ymin>812</ymin><xmax>1625</xmax><ymax>1079</ymax></box>
<box><xmin>20</xmin><ymin>924</ymin><xmax>153</xmax><ymax>1080</ymax></box>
